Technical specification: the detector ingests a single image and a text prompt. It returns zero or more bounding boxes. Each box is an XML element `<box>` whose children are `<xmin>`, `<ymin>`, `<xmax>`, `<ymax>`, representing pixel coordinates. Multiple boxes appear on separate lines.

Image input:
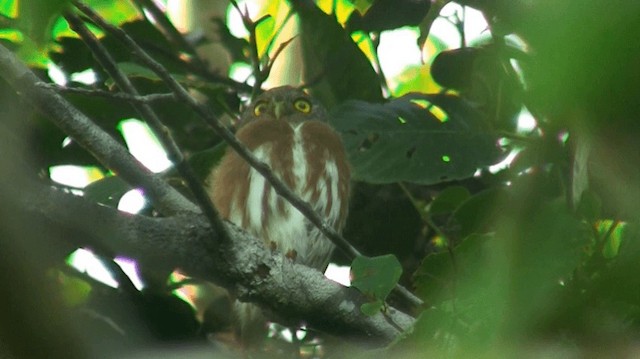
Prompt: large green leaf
<box><xmin>330</xmin><ymin>93</ymin><xmax>505</xmax><ymax>184</ymax></box>
<box><xmin>3</xmin><ymin>0</ymin><xmax>141</xmax><ymax>66</ymax></box>
<box><xmin>288</xmin><ymin>0</ymin><xmax>382</xmax><ymax>108</ymax></box>
<box><xmin>351</xmin><ymin>254</ymin><xmax>402</xmax><ymax>315</ymax></box>
<box><xmin>414</xmin><ymin>233</ymin><xmax>493</xmax><ymax>304</ymax></box>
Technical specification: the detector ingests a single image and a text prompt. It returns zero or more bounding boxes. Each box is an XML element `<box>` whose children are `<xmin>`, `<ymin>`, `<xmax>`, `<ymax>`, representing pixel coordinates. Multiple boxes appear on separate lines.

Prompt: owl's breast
<box><xmin>210</xmin><ymin>119</ymin><xmax>350</xmax><ymax>270</ymax></box>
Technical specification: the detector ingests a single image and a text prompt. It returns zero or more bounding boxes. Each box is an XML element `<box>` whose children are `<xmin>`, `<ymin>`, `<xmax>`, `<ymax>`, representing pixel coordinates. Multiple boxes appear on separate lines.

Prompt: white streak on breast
<box><xmin>292</xmin><ymin>124</ymin><xmax>308</xmax><ymax>195</ymax></box>
<box><xmin>228</xmin><ymin>188</ymin><xmax>243</xmax><ymax>225</ymax></box>
<box><xmin>326</xmin><ymin>159</ymin><xmax>341</xmax><ymax>224</ymax></box>
<box><xmin>246</xmin><ymin>145</ymin><xmax>270</xmax><ymax>231</ymax></box>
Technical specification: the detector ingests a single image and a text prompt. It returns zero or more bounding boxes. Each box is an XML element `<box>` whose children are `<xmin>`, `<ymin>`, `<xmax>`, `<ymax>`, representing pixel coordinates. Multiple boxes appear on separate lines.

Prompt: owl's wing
<box><xmin>300</xmin><ymin>120</ymin><xmax>351</xmax><ymax>231</ymax></box>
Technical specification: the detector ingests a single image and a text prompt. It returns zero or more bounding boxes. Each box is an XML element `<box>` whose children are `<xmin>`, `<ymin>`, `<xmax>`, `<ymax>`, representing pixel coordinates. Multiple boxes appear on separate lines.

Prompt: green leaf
<box><xmin>451</xmin><ymin>188</ymin><xmax>506</xmax><ymax>237</ymax></box>
<box><xmin>19</xmin><ymin>0</ymin><xmax>69</xmax><ymax>45</ymax></box>
<box><xmin>387</xmin><ymin>307</ymin><xmax>461</xmax><ymax>354</ymax></box>
<box><xmin>498</xmin><ymin>200</ymin><xmax>587</xmax><ymax>335</ymax></box>
<box><xmin>52</xmin><ymin>270</ymin><xmax>92</xmax><ymax>307</ymax></box>
<box><xmin>577</xmin><ymin>190</ymin><xmax>602</xmax><ymax>222</ymax></box>
<box><xmin>84</xmin><ymin>175</ymin><xmax>132</xmax><ymax>208</ymax></box>
<box><xmin>84</xmin><ymin>0</ymin><xmax>141</xmax><ymax>27</ymax></box>
<box><xmin>0</xmin><ymin>0</ymin><xmax>17</xmax><ymax>18</ymax></box>
<box><xmin>115</xmin><ymin>62</ymin><xmax>164</xmax><ymax>81</ymax></box>
<box><xmin>414</xmin><ymin>233</ymin><xmax>493</xmax><ymax>303</ymax></box>
<box><xmin>330</xmin><ymin>93</ymin><xmax>505</xmax><ymax>185</ymax></box>
<box><xmin>351</xmin><ymin>254</ymin><xmax>402</xmax><ymax>302</ymax></box>
<box><xmin>360</xmin><ymin>299</ymin><xmax>383</xmax><ymax>316</ymax></box>
<box><xmin>428</xmin><ymin>185</ymin><xmax>471</xmax><ymax>217</ymax></box>
<box><xmin>289</xmin><ymin>0</ymin><xmax>382</xmax><ymax>108</ymax></box>
<box><xmin>599</xmin><ymin>220</ymin><xmax>625</xmax><ymax>259</ymax></box>
<box><xmin>165</xmin><ymin>142</ymin><xmax>228</xmax><ymax>182</ymax></box>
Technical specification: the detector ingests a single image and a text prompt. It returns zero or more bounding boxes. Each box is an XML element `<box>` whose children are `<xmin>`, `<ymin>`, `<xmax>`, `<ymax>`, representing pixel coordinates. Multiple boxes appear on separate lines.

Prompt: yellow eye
<box><xmin>253</xmin><ymin>101</ymin><xmax>268</xmax><ymax>116</ymax></box>
<box><xmin>293</xmin><ymin>98</ymin><xmax>312</xmax><ymax>113</ymax></box>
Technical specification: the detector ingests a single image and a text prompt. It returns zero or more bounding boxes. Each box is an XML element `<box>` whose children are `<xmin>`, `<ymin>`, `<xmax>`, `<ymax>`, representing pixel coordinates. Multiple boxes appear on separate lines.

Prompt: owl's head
<box><xmin>240</xmin><ymin>86</ymin><xmax>327</xmax><ymax>127</ymax></box>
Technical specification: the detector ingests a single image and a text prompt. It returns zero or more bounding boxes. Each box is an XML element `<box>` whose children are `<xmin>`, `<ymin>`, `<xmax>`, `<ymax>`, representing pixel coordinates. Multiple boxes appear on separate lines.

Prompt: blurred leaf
<box><xmin>598</xmin><ymin>220</ymin><xmax>625</xmax><ymax>259</ymax></box>
<box><xmin>0</xmin><ymin>28</ymin><xmax>21</xmax><ymax>42</ymax></box>
<box><xmin>84</xmin><ymin>175</ymin><xmax>132</xmax><ymax>207</ymax></box>
<box><xmin>428</xmin><ymin>185</ymin><xmax>471</xmax><ymax>217</ymax></box>
<box><xmin>254</xmin><ymin>15</ymin><xmax>275</xmax><ymax>58</ymax></box>
<box><xmin>15</xmin><ymin>35</ymin><xmax>51</xmax><ymax>67</ymax></box>
<box><xmin>0</xmin><ymin>0</ymin><xmax>17</xmax><ymax>18</ymax></box>
<box><xmin>360</xmin><ymin>299</ymin><xmax>384</xmax><ymax>316</ymax></box>
<box><xmin>346</xmin><ymin>0</ymin><xmax>430</xmax><ymax>32</ymax></box>
<box><xmin>165</xmin><ymin>141</ymin><xmax>228</xmax><ymax>183</ymax></box>
<box><xmin>316</xmin><ymin>0</ymin><xmax>356</xmax><ymax>24</ymax></box>
<box><xmin>289</xmin><ymin>0</ymin><xmax>382</xmax><ymax>108</ymax></box>
<box><xmin>431</xmin><ymin>47</ymin><xmax>479</xmax><ymax>90</ymax></box>
<box><xmin>498</xmin><ymin>199</ymin><xmax>587</xmax><ymax>335</ymax></box>
<box><xmin>330</xmin><ymin>93</ymin><xmax>505</xmax><ymax>184</ymax></box>
<box><xmin>577</xmin><ymin>190</ymin><xmax>602</xmax><ymax>223</ymax></box>
<box><xmin>19</xmin><ymin>0</ymin><xmax>68</xmax><ymax>45</ymax></box>
<box><xmin>589</xmin><ymin>222</ymin><xmax>640</xmax><ymax>304</ymax></box>
<box><xmin>186</xmin><ymin>142</ymin><xmax>228</xmax><ymax>180</ymax></box>
<box><xmin>116</xmin><ymin>61</ymin><xmax>162</xmax><ymax>80</ymax></box>
<box><xmin>0</xmin><ymin>0</ymin><xmax>70</xmax><ymax>66</ymax></box>
<box><xmin>340</xmin><ymin>183</ymin><xmax>423</xmax><ymax>266</ymax></box>
<box><xmin>84</xmin><ymin>0</ymin><xmax>141</xmax><ymax>27</ymax></box>
<box><xmin>49</xmin><ymin>37</ymin><xmax>95</xmax><ymax>74</ymax></box>
<box><xmin>451</xmin><ymin>188</ymin><xmax>506</xmax><ymax>238</ymax></box>
<box><xmin>56</xmin><ymin>270</ymin><xmax>93</xmax><ymax>307</ymax></box>
<box><xmin>351</xmin><ymin>254</ymin><xmax>402</xmax><ymax>309</ymax></box>
<box><xmin>388</xmin><ymin>308</ymin><xmax>448</xmax><ymax>354</ymax></box>
<box><xmin>414</xmin><ymin>233</ymin><xmax>492</xmax><ymax>303</ymax></box>
<box><xmin>210</xmin><ymin>18</ymin><xmax>249</xmax><ymax>63</ymax></box>
<box><xmin>391</xmin><ymin>63</ymin><xmax>442</xmax><ymax>97</ymax></box>
<box><xmin>432</xmin><ymin>45</ymin><xmax>523</xmax><ymax>131</ymax></box>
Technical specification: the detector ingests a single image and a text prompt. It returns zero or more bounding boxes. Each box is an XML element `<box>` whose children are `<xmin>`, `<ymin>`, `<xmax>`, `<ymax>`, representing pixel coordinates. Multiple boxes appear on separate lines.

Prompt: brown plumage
<box><xmin>207</xmin><ymin>86</ymin><xmax>350</xmax><ymax>343</ymax></box>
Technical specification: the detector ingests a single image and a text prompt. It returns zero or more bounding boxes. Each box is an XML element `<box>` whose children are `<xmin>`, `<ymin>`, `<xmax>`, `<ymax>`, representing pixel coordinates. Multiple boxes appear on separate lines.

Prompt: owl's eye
<box><xmin>293</xmin><ymin>98</ymin><xmax>312</xmax><ymax>113</ymax></box>
<box><xmin>253</xmin><ymin>101</ymin><xmax>268</xmax><ymax>116</ymax></box>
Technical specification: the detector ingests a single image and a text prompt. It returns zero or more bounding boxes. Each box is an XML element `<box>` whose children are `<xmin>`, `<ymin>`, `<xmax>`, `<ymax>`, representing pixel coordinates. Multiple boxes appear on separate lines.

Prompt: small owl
<box><xmin>207</xmin><ymin>86</ymin><xmax>350</xmax><ymax>343</ymax></box>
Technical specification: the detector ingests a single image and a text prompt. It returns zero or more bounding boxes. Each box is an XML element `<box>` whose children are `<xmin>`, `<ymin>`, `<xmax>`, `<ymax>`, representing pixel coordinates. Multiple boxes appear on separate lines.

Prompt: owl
<box><xmin>207</xmin><ymin>86</ymin><xmax>350</xmax><ymax>343</ymax></box>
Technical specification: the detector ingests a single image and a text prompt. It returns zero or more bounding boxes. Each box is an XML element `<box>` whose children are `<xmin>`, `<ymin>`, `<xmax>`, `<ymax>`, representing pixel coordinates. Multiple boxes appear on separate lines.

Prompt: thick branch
<box><xmin>22</xmin><ymin>184</ymin><xmax>415</xmax><ymax>344</ymax></box>
<box><xmin>0</xmin><ymin>43</ymin><xmax>198</xmax><ymax>215</ymax></box>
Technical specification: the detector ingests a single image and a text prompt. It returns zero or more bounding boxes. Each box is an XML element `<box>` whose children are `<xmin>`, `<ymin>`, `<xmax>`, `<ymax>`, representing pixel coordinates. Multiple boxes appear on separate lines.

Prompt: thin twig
<box><xmin>37</xmin><ymin>83</ymin><xmax>176</xmax><ymax>103</ymax></box>
<box><xmin>73</xmin><ymin>0</ymin><xmax>423</xmax><ymax>310</ymax></box>
<box><xmin>230</xmin><ymin>1</ymin><xmax>296</xmax><ymax>100</ymax></box>
<box><xmin>65</xmin><ymin>11</ymin><xmax>232</xmax><ymax>247</ymax></box>
<box><xmin>230</xmin><ymin>0</ymin><xmax>268</xmax><ymax>99</ymax></box>
<box><xmin>127</xmin><ymin>36</ymin><xmax>254</xmax><ymax>93</ymax></box>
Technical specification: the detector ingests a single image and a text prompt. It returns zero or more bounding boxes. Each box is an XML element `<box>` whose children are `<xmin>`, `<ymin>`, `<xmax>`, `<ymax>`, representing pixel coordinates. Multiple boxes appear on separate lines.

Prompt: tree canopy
<box><xmin>1</xmin><ymin>0</ymin><xmax>640</xmax><ymax>358</ymax></box>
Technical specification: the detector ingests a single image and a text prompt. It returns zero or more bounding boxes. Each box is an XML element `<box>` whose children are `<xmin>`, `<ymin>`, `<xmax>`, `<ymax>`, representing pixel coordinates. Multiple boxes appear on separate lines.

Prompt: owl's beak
<box><xmin>273</xmin><ymin>101</ymin><xmax>286</xmax><ymax>120</ymax></box>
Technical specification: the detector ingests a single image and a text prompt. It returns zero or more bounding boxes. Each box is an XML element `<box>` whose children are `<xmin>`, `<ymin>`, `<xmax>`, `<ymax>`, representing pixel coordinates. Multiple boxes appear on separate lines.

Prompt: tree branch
<box><xmin>21</xmin><ymin>183</ymin><xmax>415</xmax><ymax>344</ymax></box>
<box><xmin>37</xmin><ymin>83</ymin><xmax>176</xmax><ymax>103</ymax></box>
<box><xmin>0</xmin><ymin>43</ymin><xmax>198</xmax><ymax>215</ymax></box>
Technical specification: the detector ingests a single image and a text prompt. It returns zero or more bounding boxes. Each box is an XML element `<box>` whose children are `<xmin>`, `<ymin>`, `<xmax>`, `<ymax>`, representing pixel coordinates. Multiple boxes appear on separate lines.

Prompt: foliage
<box><xmin>2</xmin><ymin>0</ymin><xmax>640</xmax><ymax>357</ymax></box>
